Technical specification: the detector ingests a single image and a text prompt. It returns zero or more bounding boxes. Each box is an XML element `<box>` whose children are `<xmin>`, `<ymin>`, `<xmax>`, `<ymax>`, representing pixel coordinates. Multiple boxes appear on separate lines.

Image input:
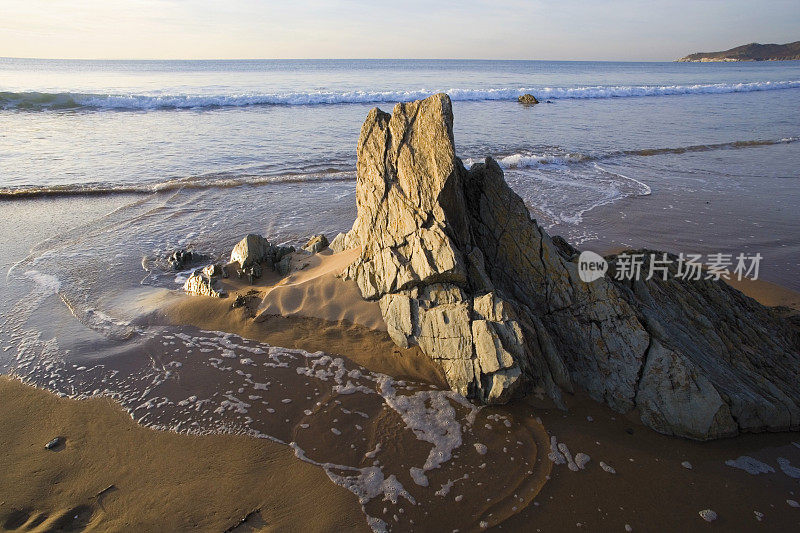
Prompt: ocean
<box><xmin>1</xmin><ymin>59</ymin><xmax>798</xmax><ymax>283</ymax></box>
<box><xmin>1</xmin><ymin>58</ymin><xmax>799</xmax><ymax>530</ymax></box>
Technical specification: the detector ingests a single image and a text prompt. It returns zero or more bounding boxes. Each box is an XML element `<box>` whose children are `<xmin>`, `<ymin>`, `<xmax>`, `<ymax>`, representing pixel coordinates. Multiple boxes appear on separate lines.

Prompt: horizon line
<box><xmin>0</xmin><ymin>56</ymin><xmax>682</xmax><ymax>63</ymax></box>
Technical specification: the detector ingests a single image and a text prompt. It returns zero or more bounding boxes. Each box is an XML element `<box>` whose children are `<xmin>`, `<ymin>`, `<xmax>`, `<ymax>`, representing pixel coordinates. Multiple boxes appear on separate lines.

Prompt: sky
<box><xmin>1</xmin><ymin>0</ymin><xmax>798</xmax><ymax>61</ymax></box>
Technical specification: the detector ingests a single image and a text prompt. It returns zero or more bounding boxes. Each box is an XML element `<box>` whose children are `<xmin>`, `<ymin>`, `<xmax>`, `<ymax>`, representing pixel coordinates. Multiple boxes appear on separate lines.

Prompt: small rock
<box><xmin>45</xmin><ymin>437</ymin><xmax>63</xmax><ymax>450</ymax></box>
<box><xmin>231</xmin><ymin>294</ymin><xmax>247</xmax><ymax>309</ymax></box>
<box><xmin>681</xmin><ymin>461</ymin><xmax>693</xmax><ymax>469</ymax></box>
<box><xmin>303</xmin><ymin>234</ymin><xmax>329</xmax><ymax>254</ymax></box>
<box><xmin>787</xmin><ymin>499</ymin><xmax>799</xmax><ymax>508</ymax></box>
<box><xmin>166</xmin><ymin>249</ymin><xmax>207</xmax><ymax>271</ymax></box>
<box><xmin>243</xmin><ymin>262</ymin><xmax>263</xmax><ymax>281</ymax></box>
<box><xmin>753</xmin><ymin>510</ymin><xmax>764</xmax><ymax>521</ymax></box>
<box><xmin>698</xmin><ymin>509</ymin><xmax>717</xmax><ymax>522</ymax></box>
<box><xmin>518</xmin><ymin>93</ymin><xmax>539</xmax><ymax>104</ymax></box>
<box><xmin>275</xmin><ymin>255</ymin><xmax>292</xmax><ymax>276</ymax></box>
<box><xmin>184</xmin><ymin>271</ymin><xmax>226</xmax><ymax>298</ymax></box>
<box><xmin>230</xmin><ymin>234</ymin><xmax>293</xmax><ymax>272</ymax></box>
<box><xmin>329</xmin><ymin>232</ymin><xmax>348</xmax><ymax>253</ymax></box>
<box><xmin>599</xmin><ymin>461</ymin><xmax>616</xmax><ymax>474</ymax></box>
<box><xmin>202</xmin><ymin>264</ymin><xmax>223</xmax><ymax>278</ymax></box>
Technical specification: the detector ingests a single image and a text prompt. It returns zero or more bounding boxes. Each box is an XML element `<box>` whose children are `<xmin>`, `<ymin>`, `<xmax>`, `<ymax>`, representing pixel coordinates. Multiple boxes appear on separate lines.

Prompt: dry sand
<box><xmin>162</xmin><ymin>248</ymin><xmax>448</xmax><ymax>387</ymax></box>
<box><xmin>257</xmin><ymin>248</ymin><xmax>386</xmax><ymax>331</ymax></box>
<box><xmin>3</xmin><ymin>249</ymin><xmax>799</xmax><ymax>531</ymax></box>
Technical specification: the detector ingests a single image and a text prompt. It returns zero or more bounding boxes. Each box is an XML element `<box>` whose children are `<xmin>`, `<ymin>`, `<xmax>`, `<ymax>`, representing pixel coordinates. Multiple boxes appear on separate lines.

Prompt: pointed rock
<box><xmin>337</xmin><ymin>93</ymin><xmax>800</xmax><ymax>439</ymax></box>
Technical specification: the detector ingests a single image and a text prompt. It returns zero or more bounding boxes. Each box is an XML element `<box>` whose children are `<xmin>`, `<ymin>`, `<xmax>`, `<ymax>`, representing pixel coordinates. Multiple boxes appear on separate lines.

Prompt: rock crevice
<box><xmin>336</xmin><ymin>93</ymin><xmax>799</xmax><ymax>440</ymax></box>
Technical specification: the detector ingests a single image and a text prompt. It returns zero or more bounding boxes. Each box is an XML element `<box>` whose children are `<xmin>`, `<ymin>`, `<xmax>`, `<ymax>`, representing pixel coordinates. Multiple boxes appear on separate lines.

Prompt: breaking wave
<box><xmin>0</xmin><ymin>169</ymin><xmax>356</xmax><ymax>199</ymax></box>
<box><xmin>2</xmin><ymin>80</ymin><xmax>799</xmax><ymax>110</ymax></box>
<box><xmin>466</xmin><ymin>135</ymin><xmax>800</xmax><ymax>170</ymax></box>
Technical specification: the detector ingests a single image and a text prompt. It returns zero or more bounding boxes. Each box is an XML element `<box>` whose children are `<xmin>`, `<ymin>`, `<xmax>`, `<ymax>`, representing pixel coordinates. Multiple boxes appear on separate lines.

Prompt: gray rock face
<box><xmin>330</xmin><ymin>231</ymin><xmax>360</xmax><ymax>253</ymax></box>
<box><xmin>303</xmin><ymin>234</ymin><xmax>329</xmax><ymax>254</ymax></box>
<box><xmin>336</xmin><ymin>93</ymin><xmax>800</xmax><ymax>439</ymax></box>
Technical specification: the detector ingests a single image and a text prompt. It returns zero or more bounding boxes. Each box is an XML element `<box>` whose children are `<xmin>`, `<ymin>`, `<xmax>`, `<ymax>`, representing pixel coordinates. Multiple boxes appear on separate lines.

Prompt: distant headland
<box><xmin>676</xmin><ymin>41</ymin><xmax>800</xmax><ymax>62</ymax></box>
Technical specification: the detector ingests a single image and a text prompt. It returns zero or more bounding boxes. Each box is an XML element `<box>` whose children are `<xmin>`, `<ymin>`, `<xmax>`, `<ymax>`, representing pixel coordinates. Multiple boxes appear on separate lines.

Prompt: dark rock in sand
<box><xmin>335</xmin><ymin>93</ymin><xmax>800</xmax><ymax>440</ymax></box>
<box><xmin>166</xmin><ymin>249</ymin><xmax>208</xmax><ymax>271</ymax></box>
<box><xmin>45</xmin><ymin>436</ymin><xmax>63</xmax><ymax>450</ymax></box>
<box><xmin>518</xmin><ymin>94</ymin><xmax>539</xmax><ymax>105</ymax></box>
<box><xmin>275</xmin><ymin>254</ymin><xmax>292</xmax><ymax>276</ymax></box>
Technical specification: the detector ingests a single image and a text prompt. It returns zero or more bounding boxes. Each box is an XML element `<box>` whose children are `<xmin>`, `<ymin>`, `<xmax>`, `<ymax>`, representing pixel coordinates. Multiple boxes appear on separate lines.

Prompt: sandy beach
<box><xmin>0</xmin><ymin>376</ymin><xmax>366</xmax><ymax>532</ymax></box>
<box><xmin>3</xmin><ymin>243</ymin><xmax>799</xmax><ymax>531</ymax></box>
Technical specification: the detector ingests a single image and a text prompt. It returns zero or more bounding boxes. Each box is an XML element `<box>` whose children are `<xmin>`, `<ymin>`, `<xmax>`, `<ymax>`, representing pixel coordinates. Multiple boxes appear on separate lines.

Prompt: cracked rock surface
<box><xmin>336</xmin><ymin>93</ymin><xmax>800</xmax><ymax>440</ymax></box>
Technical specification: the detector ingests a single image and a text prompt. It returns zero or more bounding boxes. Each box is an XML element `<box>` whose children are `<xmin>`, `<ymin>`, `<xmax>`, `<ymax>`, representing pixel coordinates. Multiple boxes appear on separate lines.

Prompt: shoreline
<box><xmin>3</xmin><ymin>197</ymin><xmax>799</xmax><ymax>531</ymax></box>
<box><xmin>4</xmin><ymin>300</ymin><xmax>800</xmax><ymax>531</ymax></box>
<box><xmin>2</xmin><ymin>245</ymin><xmax>800</xmax><ymax>530</ymax></box>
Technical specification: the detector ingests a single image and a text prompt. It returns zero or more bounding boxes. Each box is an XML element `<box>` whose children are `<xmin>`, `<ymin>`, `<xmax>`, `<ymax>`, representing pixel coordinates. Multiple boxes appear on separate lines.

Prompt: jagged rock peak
<box><xmin>337</xmin><ymin>93</ymin><xmax>800</xmax><ymax>440</ymax></box>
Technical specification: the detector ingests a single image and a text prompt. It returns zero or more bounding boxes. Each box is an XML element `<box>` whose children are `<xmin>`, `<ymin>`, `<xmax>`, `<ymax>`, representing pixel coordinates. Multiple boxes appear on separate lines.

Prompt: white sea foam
<box><xmin>777</xmin><ymin>457</ymin><xmax>800</xmax><ymax>479</ymax></box>
<box><xmin>22</xmin><ymin>270</ymin><xmax>62</xmax><ymax>294</ymax></box>
<box><xmin>494</xmin><ymin>152</ymin><xmax>590</xmax><ymax>169</ymax></box>
<box><xmin>599</xmin><ymin>461</ymin><xmax>616</xmax><ymax>474</ymax></box>
<box><xmin>4</xmin><ymin>80</ymin><xmax>799</xmax><ymax>111</ymax></box>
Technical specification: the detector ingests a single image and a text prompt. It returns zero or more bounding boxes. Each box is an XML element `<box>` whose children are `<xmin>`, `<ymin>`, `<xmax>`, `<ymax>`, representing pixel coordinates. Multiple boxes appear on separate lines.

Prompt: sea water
<box><xmin>1</xmin><ymin>59</ymin><xmax>797</xmax><ymax>284</ymax></box>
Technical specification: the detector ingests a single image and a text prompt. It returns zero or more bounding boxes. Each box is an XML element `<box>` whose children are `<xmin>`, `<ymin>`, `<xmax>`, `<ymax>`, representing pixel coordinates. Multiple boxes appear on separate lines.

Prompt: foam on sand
<box><xmin>725</xmin><ymin>456</ymin><xmax>775</xmax><ymax>475</ymax></box>
<box><xmin>777</xmin><ymin>457</ymin><xmax>800</xmax><ymax>478</ymax></box>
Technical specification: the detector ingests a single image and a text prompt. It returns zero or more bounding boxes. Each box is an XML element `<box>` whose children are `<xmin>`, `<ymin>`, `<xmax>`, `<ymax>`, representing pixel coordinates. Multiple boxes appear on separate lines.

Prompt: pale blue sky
<box><xmin>2</xmin><ymin>0</ymin><xmax>798</xmax><ymax>61</ymax></box>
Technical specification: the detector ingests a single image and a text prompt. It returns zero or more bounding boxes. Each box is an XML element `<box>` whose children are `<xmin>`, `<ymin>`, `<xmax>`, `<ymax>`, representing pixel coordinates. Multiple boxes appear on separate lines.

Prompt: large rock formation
<box><xmin>335</xmin><ymin>93</ymin><xmax>800</xmax><ymax>440</ymax></box>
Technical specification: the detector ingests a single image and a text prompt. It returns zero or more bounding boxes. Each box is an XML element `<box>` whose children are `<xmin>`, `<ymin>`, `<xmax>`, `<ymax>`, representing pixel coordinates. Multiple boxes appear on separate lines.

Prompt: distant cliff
<box><xmin>677</xmin><ymin>41</ymin><xmax>800</xmax><ymax>62</ymax></box>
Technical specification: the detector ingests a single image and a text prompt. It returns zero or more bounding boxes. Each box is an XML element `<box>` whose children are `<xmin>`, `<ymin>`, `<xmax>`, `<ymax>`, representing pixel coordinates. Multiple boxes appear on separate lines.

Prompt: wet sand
<box><xmin>508</xmin><ymin>393</ymin><xmax>800</xmax><ymax>531</ymax></box>
<box><xmin>0</xmin><ymin>375</ymin><xmax>366</xmax><ymax>532</ymax></box>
